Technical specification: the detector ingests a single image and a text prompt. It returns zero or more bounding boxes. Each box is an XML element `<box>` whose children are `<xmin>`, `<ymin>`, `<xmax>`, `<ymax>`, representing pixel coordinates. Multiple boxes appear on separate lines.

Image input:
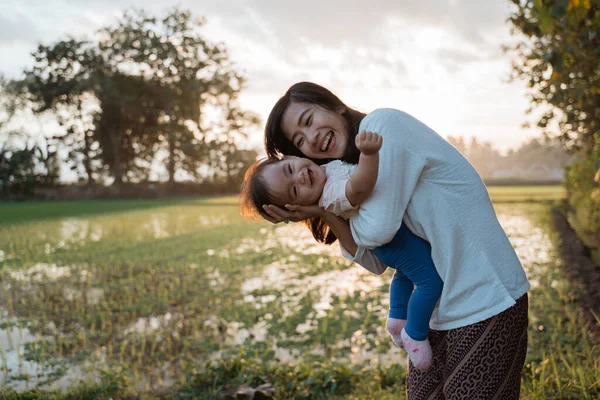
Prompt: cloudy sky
<box><xmin>0</xmin><ymin>0</ymin><xmax>538</xmax><ymax>154</ymax></box>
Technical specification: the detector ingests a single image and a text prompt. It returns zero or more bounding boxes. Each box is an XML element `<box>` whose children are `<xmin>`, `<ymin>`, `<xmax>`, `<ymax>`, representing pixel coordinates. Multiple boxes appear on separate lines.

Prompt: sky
<box><xmin>0</xmin><ymin>0</ymin><xmax>540</xmax><ymax>157</ymax></box>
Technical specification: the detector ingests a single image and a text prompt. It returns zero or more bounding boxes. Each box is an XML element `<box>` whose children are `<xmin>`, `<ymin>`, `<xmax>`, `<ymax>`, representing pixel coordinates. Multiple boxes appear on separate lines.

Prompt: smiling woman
<box><xmin>265</xmin><ymin>82</ymin><xmax>365</xmax><ymax>165</ymax></box>
<box><xmin>259</xmin><ymin>81</ymin><xmax>531</xmax><ymax>400</ymax></box>
<box><xmin>281</xmin><ymin>102</ymin><xmax>348</xmax><ymax>159</ymax></box>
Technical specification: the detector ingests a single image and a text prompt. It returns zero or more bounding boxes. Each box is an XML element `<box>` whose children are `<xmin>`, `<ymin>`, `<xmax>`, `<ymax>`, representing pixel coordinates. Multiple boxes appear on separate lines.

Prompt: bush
<box><xmin>565</xmin><ymin>147</ymin><xmax>600</xmax><ymax>262</ymax></box>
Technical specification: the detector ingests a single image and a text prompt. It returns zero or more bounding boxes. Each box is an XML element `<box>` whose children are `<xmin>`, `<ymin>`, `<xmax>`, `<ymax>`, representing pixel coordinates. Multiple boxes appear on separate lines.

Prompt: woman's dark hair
<box><xmin>239</xmin><ymin>157</ymin><xmax>337</xmax><ymax>245</ymax></box>
<box><xmin>265</xmin><ymin>81</ymin><xmax>365</xmax><ymax>166</ymax></box>
<box><xmin>262</xmin><ymin>82</ymin><xmax>366</xmax><ymax>246</ymax></box>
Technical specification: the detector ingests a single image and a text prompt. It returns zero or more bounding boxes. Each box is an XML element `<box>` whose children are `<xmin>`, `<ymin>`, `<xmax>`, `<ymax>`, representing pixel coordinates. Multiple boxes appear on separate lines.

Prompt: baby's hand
<box><xmin>356</xmin><ymin>131</ymin><xmax>382</xmax><ymax>155</ymax></box>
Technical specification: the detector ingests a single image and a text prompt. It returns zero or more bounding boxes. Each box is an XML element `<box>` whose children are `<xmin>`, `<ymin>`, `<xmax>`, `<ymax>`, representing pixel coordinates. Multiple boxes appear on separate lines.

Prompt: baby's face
<box><xmin>262</xmin><ymin>156</ymin><xmax>326</xmax><ymax>206</ymax></box>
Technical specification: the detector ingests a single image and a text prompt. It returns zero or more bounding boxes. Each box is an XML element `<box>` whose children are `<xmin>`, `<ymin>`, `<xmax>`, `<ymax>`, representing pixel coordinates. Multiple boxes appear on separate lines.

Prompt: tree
<box><xmin>506</xmin><ymin>0</ymin><xmax>600</xmax><ymax>153</ymax></box>
<box><xmin>467</xmin><ymin>137</ymin><xmax>501</xmax><ymax>177</ymax></box>
<box><xmin>12</xmin><ymin>8</ymin><xmax>258</xmax><ymax>186</ymax></box>
<box><xmin>15</xmin><ymin>39</ymin><xmax>105</xmax><ymax>183</ymax></box>
<box><xmin>98</xmin><ymin>8</ymin><xmax>246</xmax><ymax>183</ymax></box>
<box><xmin>206</xmin><ymin>93</ymin><xmax>260</xmax><ymax>189</ymax></box>
<box><xmin>506</xmin><ymin>0</ymin><xmax>600</xmax><ymax>249</ymax></box>
<box><xmin>447</xmin><ymin>135</ymin><xmax>468</xmax><ymax>155</ymax></box>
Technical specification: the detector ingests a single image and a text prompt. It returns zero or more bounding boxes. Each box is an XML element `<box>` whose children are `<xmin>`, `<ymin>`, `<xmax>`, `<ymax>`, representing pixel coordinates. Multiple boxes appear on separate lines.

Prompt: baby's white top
<box><xmin>340</xmin><ymin>108</ymin><xmax>530</xmax><ymax>330</ymax></box>
<box><xmin>318</xmin><ymin>160</ymin><xmax>359</xmax><ymax>220</ymax></box>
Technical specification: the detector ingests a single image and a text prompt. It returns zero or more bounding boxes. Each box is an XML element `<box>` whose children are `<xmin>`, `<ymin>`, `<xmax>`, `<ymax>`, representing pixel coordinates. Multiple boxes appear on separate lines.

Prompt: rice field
<box><xmin>0</xmin><ymin>185</ymin><xmax>598</xmax><ymax>399</ymax></box>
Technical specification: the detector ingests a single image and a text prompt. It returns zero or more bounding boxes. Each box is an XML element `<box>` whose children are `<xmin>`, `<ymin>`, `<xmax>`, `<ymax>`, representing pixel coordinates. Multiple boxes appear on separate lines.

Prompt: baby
<box><xmin>253</xmin><ymin>131</ymin><xmax>382</xmax><ymax>218</ymax></box>
<box><xmin>240</xmin><ymin>131</ymin><xmax>442</xmax><ymax>370</ymax></box>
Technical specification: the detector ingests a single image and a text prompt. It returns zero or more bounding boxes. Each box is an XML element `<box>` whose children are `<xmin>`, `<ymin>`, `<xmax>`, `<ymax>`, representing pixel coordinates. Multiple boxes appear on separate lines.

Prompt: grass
<box><xmin>0</xmin><ymin>186</ymin><xmax>597</xmax><ymax>399</ymax></box>
<box><xmin>519</xmin><ymin>207</ymin><xmax>600</xmax><ymax>399</ymax></box>
<box><xmin>0</xmin><ymin>196</ymin><xmax>239</xmax><ymax>226</ymax></box>
<box><xmin>487</xmin><ymin>185</ymin><xmax>567</xmax><ymax>203</ymax></box>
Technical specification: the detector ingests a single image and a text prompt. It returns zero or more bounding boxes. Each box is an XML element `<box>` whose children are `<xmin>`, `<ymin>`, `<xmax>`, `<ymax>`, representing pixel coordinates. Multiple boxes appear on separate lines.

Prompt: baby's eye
<box><xmin>306</xmin><ymin>115</ymin><xmax>312</xmax><ymax>126</ymax></box>
<box><xmin>288</xmin><ymin>164</ymin><xmax>292</xmax><ymax>174</ymax></box>
<box><xmin>293</xmin><ymin>186</ymin><xmax>297</xmax><ymax>198</ymax></box>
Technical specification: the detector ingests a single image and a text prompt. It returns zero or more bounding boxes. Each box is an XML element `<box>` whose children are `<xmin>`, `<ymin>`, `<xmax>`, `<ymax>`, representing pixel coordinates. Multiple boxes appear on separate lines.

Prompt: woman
<box><xmin>261</xmin><ymin>82</ymin><xmax>530</xmax><ymax>400</ymax></box>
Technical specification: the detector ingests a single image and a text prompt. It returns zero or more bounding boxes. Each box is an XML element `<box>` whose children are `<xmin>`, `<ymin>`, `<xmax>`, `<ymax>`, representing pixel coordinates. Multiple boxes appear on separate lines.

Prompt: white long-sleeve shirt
<box><xmin>340</xmin><ymin>108</ymin><xmax>530</xmax><ymax>330</ymax></box>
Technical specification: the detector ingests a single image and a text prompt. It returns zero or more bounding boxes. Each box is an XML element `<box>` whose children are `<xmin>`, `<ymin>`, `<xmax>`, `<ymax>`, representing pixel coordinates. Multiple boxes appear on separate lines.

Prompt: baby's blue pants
<box><xmin>372</xmin><ymin>224</ymin><xmax>443</xmax><ymax>341</ymax></box>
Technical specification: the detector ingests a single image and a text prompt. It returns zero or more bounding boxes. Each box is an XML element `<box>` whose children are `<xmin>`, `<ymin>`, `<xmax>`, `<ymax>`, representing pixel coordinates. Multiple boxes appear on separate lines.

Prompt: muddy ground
<box><xmin>552</xmin><ymin>208</ymin><xmax>600</xmax><ymax>337</ymax></box>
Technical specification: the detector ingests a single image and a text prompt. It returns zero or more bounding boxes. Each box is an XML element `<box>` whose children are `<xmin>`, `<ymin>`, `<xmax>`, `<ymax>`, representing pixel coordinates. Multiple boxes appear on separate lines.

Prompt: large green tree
<box><xmin>13</xmin><ymin>8</ymin><xmax>257</xmax><ymax>185</ymax></box>
<box><xmin>507</xmin><ymin>0</ymin><xmax>600</xmax><ymax>152</ymax></box>
<box><xmin>506</xmin><ymin>0</ymin><xmax>600</xmax><ymax>255</ymax></box>
<box><xmin>98</xmin><ymin>8</ymin><xmax>249</xmax><ymax>183</ymax></box>
<box><xmin>15</xmin><ymin>39</ymin><xmax>105</xmax><ymax>183</ymax></box>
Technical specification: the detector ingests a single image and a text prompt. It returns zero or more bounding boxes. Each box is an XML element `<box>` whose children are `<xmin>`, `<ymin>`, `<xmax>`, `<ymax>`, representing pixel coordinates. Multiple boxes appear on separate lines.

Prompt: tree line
<box><xmin>0</xmin><ymin>8</ymin><xmax>259</xmax><ymax>198</ymax></box>
<box><xmin>447</xmin><ymin>136</ymin><xmax>571</xmax><ymax>180</ymax></box>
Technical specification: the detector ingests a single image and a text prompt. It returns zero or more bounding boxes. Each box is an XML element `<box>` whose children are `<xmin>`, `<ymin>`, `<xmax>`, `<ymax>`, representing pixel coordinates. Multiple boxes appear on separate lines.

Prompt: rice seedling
<box><xmin>0</xmin><ymin>193</ymin><xmax>597</xmax><ymax>398</ymax></box>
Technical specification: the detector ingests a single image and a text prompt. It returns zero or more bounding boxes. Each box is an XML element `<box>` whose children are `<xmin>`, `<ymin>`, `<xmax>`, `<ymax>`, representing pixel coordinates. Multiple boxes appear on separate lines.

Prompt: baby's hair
<box><xmin>239</xmin><ymin>158</ymin><xmax>337</xmax><ymax>245</ymax></box>
<box><xmin>239</xmin><ymin>158</ymin><xmax>281</xmax><ymax>221</ymax></box>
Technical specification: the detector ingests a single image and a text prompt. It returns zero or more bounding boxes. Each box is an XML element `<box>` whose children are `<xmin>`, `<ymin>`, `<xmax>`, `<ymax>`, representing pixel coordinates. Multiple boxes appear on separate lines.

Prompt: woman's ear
<box><xmin>337</xmin><ymin>106</ymin><xmax>346</xmax><ymax>115</ymax></box>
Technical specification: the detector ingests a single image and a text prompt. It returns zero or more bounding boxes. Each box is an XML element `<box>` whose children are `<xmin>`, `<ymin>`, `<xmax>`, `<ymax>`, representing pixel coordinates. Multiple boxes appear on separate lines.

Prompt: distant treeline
<box><xmin>447</xmin><ymin>136</ymin><xmax>571</xmax><ymax>181</ymax></box>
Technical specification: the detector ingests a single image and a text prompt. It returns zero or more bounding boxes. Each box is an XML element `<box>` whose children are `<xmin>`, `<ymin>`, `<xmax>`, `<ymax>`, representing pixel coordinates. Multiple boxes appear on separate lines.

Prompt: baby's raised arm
<box><xmin>345</xmin><ymin>131</ymin><xmax>382</xmax><ymax>207</ymax></box>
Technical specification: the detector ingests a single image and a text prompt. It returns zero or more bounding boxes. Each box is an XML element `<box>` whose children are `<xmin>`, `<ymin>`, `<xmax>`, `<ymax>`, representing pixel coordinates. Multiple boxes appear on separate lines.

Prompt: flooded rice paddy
<box><xmin>0</xmin><ymin>199</ymin><xmax>561</xmax><ymax>392</ymax></box>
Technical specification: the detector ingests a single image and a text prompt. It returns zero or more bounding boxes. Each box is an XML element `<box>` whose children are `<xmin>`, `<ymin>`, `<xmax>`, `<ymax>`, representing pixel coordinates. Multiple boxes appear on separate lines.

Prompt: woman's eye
<box><xmin>297</xmin><ymin>138</ymin><xmax>304</xmax><ymax>147</ymax></box>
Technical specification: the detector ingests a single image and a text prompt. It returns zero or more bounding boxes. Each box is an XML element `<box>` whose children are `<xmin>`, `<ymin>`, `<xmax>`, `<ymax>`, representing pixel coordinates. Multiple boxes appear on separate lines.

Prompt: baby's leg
<box><xmin>387</xmin><ymin>268</ymin><xmax>414</xmax><ymax>348</ymax></box>
<box><xmin>401</xmin><ymin>258</ymin><xmax>443</xmax><ymax>341</ymax></box>
<box><xmin>398</xmin><ymin>236</ymin><xmax>443</xmax><ymax>371</ymax></box>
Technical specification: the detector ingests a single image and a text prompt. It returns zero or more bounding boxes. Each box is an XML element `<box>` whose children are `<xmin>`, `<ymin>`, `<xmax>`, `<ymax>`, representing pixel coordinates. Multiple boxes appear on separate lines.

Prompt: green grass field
<box><xmin>0</xmin><ymin>186</ymin><xmax>597</xmax><ymax>399</ymax></box>
<box><xmin>486</xmin><ymin>185</ymin><xmax>567</xmax><ymax>203</ymax></box>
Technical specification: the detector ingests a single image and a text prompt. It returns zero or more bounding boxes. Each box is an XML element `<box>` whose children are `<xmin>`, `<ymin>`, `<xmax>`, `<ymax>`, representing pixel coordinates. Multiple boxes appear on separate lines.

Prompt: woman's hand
<box><xmin>262</xmin><ymin>204</ymin><xmax>325</xmax><ymax>224</ymax></box>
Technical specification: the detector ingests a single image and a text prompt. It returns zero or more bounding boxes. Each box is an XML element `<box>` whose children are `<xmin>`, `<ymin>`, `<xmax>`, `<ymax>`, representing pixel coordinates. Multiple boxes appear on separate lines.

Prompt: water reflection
<box><xmin>0</xmin><ymin>203</ymin><xmax>558</xmax><ymax>390</ymax></box>
<box><xmin>218</xmin><ymin>204</ymin><xmax>555</xmax><ymax>368</ymax></box>
<box><xmin>9</xmin><ymin>263</ymin><xmax>74</xmax><ymax>282</ymax></box>
<box><xmin>125</xmin><ymin>312</ymin><xmax>185</xmax><ymax>335</ymax></box>
<box><xmin>0</xmin><ymin>312</ymin><xmax>97</xmax><ymax>391</ymax></box>
<box><xmin>496</xmin><ymin>205</ymin><xmax>555</xmax><ymax>288</ymax></box>
<box><xmin>0</xmin><ymin>207</ymin><xmax>234</xmax><ymax>261</ymax></box>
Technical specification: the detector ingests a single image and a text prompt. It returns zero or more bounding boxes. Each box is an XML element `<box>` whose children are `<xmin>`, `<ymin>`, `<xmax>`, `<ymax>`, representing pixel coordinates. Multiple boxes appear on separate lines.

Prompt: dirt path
<box><xmin>551</xmin><ymin>208</ymin><xmax>600</xmax><ymax>337</ymax></box>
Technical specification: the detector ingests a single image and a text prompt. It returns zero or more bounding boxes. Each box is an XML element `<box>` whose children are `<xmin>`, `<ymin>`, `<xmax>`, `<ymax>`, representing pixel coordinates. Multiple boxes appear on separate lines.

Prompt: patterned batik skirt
<box><xmin>407</xmin><ymin>293</ymin><xmax>529</xmax><ymax>400</ymax></box>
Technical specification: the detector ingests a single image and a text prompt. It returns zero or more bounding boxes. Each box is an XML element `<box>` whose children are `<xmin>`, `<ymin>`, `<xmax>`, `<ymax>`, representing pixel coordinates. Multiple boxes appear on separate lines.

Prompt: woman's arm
<box><xmin>323</xmin><ymin>212</ymin><xmax>388</xmax><ymax>275</ymax></box>
<box><xmin>349</xmin><ymin>109</ymin><xmax>428</xmax><ymax>249</ymax></box>
<box><xmin>278</xmin><ymin>204</ymin><xmax>388</xmax><ymax>275</ymax></box>
<box><xmin>321</xmin><ymin>212</ymin><xmax>357</xmax><ymax>256</ymax></box>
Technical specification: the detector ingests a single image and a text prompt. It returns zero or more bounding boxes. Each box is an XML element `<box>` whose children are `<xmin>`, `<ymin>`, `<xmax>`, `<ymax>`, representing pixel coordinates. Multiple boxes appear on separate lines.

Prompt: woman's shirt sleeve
<box><xmin>349</xmin><ymin>109</ymin><xmax>428</xmax><ymax>249</ymax></box>
<box><xmin>338</xmin><ymin>242</ymin><xmax>388</xmax><ymax>275</ymax></box>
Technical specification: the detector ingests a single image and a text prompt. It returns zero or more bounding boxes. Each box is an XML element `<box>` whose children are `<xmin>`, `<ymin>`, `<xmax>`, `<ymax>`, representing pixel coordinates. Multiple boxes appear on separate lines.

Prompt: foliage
<box><xmin>506</xmin><ymin>0</ymin><xmax>600</xmax><ymax>152</ymax></box>
<box><xmin>0</xmin><ymin>143</ymin><xmax>59</xmax><ymax>199</ymax></box>
<box><xmin>0</xmin><ymin>80</ymin><xmax>60</xmax><ymax>198</ymax></box>
<box><xmin>176</xmin><ymin>357</ymin><xmax>405</xmax><ymax>399</ymax></box>
<box><xmin>447</xmin><ymin>135</ymin><xmax>571</xmax><ymax>179</ymax></box>
<box><xmin>506</xmin><ymin>0</ymin><xmax>600</xmax><ymax>247</ymax></box>
<box><xmin>0</xmin><ymin>370</ymin><xmax>127</xmax><ymax>399</ymax></box>
<box><xmin>10</xmin><ymin>8</ymin><xmax>259</xmax><ymax>186</ymax></box>
<box><xmin>564</xmin><ymin>145</ymin><xmax>600</xmax><ymax>252</ymax></box>
<box><xmin>1</xmin><ymin>200</ymin><xmax>597</xmax><ymax>398</ymax></box>
<box><xmin>12</xmin><ymin>38</ymin><xmax>105</xmax><ymax>183</ymax></box>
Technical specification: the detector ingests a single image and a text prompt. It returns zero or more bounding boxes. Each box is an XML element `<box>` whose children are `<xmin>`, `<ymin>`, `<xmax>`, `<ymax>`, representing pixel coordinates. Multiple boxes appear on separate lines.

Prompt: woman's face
<box><xmin>281</xmin><ymin>101</ymin><xmax>348</xmax><ymax>159</ymax></box>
